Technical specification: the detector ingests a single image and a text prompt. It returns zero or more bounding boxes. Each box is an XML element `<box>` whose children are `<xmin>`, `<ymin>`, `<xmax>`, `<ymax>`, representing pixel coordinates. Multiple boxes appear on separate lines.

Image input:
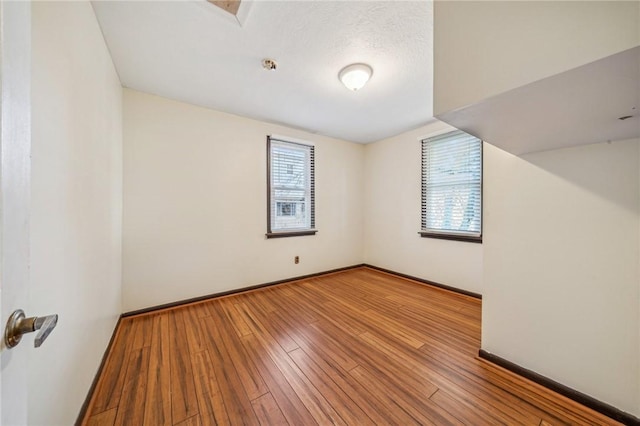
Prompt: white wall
<box><xmin>30</xmin><ymin>2</ymin><xmax>122</xmax><ymax>424</ymax></box>
<box><xmin>433</xmin><ymin>1</ymin><xmax>640</xmax><ymax>115</ymax></box>
<box><xmin>122</xmin><ymin>89</ymin><xmax>364</xmax><ymax>312</ymax></box>
<box><xmin>482</xmin><ymin>139</ymin><xmax>640</xmax><ymax>416</ymax></box>
<box><xmin>0</xmin><ymin>1</ymin><xmax>32</xmax><ymax>424</ymax></box>
<box><xmin>363</xmin><ymin>120</ymin><xmax>483</xmax><ymax>295</ymax></box>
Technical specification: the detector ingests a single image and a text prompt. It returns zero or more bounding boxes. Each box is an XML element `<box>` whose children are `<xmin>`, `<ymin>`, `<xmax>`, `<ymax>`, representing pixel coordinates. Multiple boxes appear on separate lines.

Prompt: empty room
<box><xmin>0</xmin><ymin>0</ymin><xmax>639</xmax><ymax>425</ymax></box>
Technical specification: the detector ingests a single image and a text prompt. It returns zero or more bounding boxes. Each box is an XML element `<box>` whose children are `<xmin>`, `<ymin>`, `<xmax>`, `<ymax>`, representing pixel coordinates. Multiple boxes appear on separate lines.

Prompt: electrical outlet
<box><xmin>294</xmin><ymin>256</ymin><xmax>299</xmax><ymax>264</ymax></box>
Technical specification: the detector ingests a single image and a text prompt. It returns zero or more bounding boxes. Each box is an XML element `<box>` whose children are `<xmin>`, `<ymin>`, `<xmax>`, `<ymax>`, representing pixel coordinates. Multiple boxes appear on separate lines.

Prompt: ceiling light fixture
<box><xmin>339</xmin><ymin>63</ymin><xmax>372</xmax><ymax>91</ymax></box>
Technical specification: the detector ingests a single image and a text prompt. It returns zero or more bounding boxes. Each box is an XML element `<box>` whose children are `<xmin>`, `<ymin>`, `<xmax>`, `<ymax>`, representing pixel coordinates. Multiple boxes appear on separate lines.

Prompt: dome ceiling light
<box><xmin>339</xmin><ymin>63</ymin><xmax>373</xmax><ymax>91</ymax></box>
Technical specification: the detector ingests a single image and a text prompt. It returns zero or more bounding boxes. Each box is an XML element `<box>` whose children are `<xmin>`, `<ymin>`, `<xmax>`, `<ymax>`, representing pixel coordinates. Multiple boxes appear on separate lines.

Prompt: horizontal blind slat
<box><xmin>421</xmin><ymin>130</ymin><xmax>482</xmax><ymax>236</ymax></box>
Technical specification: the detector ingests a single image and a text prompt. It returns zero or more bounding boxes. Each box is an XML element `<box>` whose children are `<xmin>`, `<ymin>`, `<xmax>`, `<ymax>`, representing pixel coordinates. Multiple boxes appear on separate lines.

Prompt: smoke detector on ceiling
<box><xmin>262</xmin><ymin>59</ymin><xmax>277</xmax><ymax>71</ymax></box>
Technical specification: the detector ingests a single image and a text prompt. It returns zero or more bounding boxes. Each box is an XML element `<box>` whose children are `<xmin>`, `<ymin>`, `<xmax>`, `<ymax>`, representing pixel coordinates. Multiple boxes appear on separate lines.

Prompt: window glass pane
<box><xmin>421</xmin><ymin>130</ymin><xmax>482</xmax><ymax>238</ymax></box>
<box><xmin>269</xmin><ymin>138</ymin><xmax>315</xmax><ymax>233</ymax></box>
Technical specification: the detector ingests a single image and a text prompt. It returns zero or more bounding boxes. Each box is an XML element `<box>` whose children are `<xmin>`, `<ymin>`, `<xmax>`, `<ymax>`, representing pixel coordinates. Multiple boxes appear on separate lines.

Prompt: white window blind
<box><xmin>268</xmin><ymin>137</ymin><xmax>315</xmax><ymax>234</ymax></box>
<box><xmin>421</xmin><ymin>130</ymin><xmax>482</xmax><ymax>240</ymax></box>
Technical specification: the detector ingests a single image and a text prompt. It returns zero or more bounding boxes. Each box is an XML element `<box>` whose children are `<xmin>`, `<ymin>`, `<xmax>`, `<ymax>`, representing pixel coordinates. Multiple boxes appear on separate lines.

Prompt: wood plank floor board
<box><xmin>418</xmin><ymin>345</ymin><xmax>572</xmax><ymax>425</ymax></box>
<box><xmin>190</xmin><ymin>350</ymin><xmax>230</xmax><ymax>426</ymax></box>
<box><xmin>81</xmin><ymin>268</ymin><xmax>622</xmax><ymax>426</ymax></box>
<box><xmin>358</xmin><ymin>307</ymin><xmax>427</xmax><ymax>348</ymax></box>
<box><xmin>396</xmin><ymin>299</ymin><xmax>482</xmax><ymax>337</ymax></box>
<box><xmin>283</xmin><ymin>291</ymin><xmax>366</xmax><ymax>336</ymax></box>
<box><xmin>143</xmin><ymin>314</ymin><xmax>172</xmax><ymax>426</ymax></box>
<box><xmin>223</xmin><ymin>302</ymin><xmax>254</xmax><ymax>338</ymax></box>
<box><xmin>476</xmin><ymin>358</ymin><xmax>618</xmax><ymax>426</ymax></box>
<box><xmin>285</xmin><ymin>283</ymin><xmax>370</xmax><ymax>333</ymax></box>
<box><xmin>358</xmin><ymin>329</ymin><xmax>542</xmax><ymax>425</ymax></box>
<box><xmin>89</xmin><ymin>320</ymin><xmax>133</xmax><ymax>414</ymax></box>
<box><xmin>292</xmin><ymin>336</ymin><xmax>409</xmax><ymax>425</ymax></box>
<box><xmin>360</xmin><ymin>271</ymin><xmax>479</xmax><ymax>317</ymax></box>
<box><xmin>286</xmin><ymin>347</ymin><xmax>374</xmax><ymax>425</ymax></box>
<box><xmin>421</xmin><ymin>349</ymin><xmax>566</xmax><ymax>425</ymax></box>
<box><xmin>233</xmin><ymin>302</ymin><xmax>267</xmax><ymax>334</ymax></box>
<box><xmin>353</xmin><ymin>332</ymin><xmax>509</xmax><ymax>425</ymax></box>
<box><xmin>207</xmin><ymin>303</ymin><xmax>269</xmax><ymax>401</ymax></box>
<box><xmin>263</xmin><ymin>311</ymin><xmax>302</xmax><ymax>353</ymax></box>
<box><xmin>269</xmin><ymin>308</ymin><xmax>359</xmax><ymax>372</ymax></box>
<box><xmin>191</xmin><ymin>302</ymin><xmax>212</xmax><ymax>319</ymax></box>
<box><xmin>304</xmin><ymin>319</ymin><xmax>442</xmax><ymax>396</ymax></box>
<box><xmin>236</xmin><ymin>295</ymin><xmax>300</xmax><ymax>353</ymax></box>
<box><xmin>250</xmin><ymin>393</ymin><xmax>288</xmax><ymax>426</ymax></box>
<box><xmin>429</xmin><ymin>388</ymin><xmax>515</xmax><ymax>426</ymax></box>
<box><xmin>113</xmin><ymin>347</ymin><xmax>150</xmax><ymax>426</ymax></box>
<box><xmin>286</xmin><ymin>330</ymin><xmax>398</xmax><ymax>425</ymax></box>
<box><xmin>86</xmin><ymin>408</ymin><xmax>117</xmax><ymax>426</ymax></box>
<box><xmin>253</xmin><ymin>293</ymin><xmax>319</xmax><ymax>334</ymax></box>
<box><xmin>199</xmin><ymin>315</ymin><xmax>260</xmax><ymax>425</ymax></box>
<box><xmin>348</xmin><ymin>365</ymin><xmax>457</xmax><ymax>426</ymax></box>
<box><xmin>240</xmin><ymin>303</ymin><xmax>348</xmax><ymax>425</ymax></box>
<box><xmin>239</xmin><ymin>333</ymin><xmax>317</xmax><ymax>425</ymax></box>
<box><xmin>182</xmin><ymin>306</ymin><xmax>209</xmax><ymax>354</ymax></box>
<box><xmin>397</xmin><ymin>304</ymin><xmax>481</xmax><ymax>354</ymax></box>
<box><xmin>174</xmin><ymin>414</ymin><xmax>202</xmax><ymax>426</ymax></box>
<box><xmin>293</xmin><ymin>319</ymin><xmax>479</xmax><ymax>424</ymax></box>
<box><xmin>130</xmin><ymin>315</ymin><xmax>153</xmax><ymax>351</ymax></box>
<box><xmin>168</xmin><ymin>311</ymin><xmax>200</xmax><ymax>424</ymax></box>
<box><xmin>249</xmin><ymin>289</ymin><xmax>279</xmax><ymax>314</ymax></box>
<box><xmin>303</xmin><ymin>278</ymin><xmax>372</xmax><ymax>313</ymax></box>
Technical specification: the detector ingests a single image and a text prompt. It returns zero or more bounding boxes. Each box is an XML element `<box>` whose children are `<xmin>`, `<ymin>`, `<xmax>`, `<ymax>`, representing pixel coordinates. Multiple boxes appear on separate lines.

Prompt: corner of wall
<box><xmin>359</xmin><ymin>120</ymin><xmax>483</xmax><ymax>295</ymax></box>
<box><xmin>482</xmin><ymin>138</ymin><xmax>640</xmax><ymax>416</ymax></box>
<box><xmin>121</xmin><ymin>91</ymin><xmax>368</xmax><ymax>311</ymax></box>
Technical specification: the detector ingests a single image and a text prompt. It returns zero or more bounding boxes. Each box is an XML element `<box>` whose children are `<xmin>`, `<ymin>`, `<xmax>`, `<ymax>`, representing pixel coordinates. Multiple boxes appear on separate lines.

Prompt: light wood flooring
<box><xmin>81</xmin><ymin>267</ymin><xmax>620</xmax><ymax>425</ymax></box>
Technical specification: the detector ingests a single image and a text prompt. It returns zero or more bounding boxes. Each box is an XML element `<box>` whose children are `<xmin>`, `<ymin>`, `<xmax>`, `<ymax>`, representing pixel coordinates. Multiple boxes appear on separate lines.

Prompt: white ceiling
<box><xmin>437</xmin><ymin>46</ymin><xmax>640</xmax><ymax>155</ymax></box>
<box><xmin>92</xmin><ymin>0</ymin><xmax>434</xmax><ymax>144</ymax></box>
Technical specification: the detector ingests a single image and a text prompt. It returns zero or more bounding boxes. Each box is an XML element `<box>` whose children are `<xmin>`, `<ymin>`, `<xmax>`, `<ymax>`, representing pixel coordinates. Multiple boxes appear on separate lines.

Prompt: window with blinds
<box><xmin>267</xmin><ymin>137</ymin><xmax>316</xmax><ymax>238</ymax></box>
<box><xmin>421</xmin><ymin>130</ymin><xmax>482</xmax><ymax>242</ymax></box>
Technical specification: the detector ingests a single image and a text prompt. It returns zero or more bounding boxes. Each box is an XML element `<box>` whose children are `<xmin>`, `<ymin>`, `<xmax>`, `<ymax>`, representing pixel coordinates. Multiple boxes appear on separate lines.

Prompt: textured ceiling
<box><xmin>92</xmin><ymin>1</ymin><xmax>433</xmax><ymax>143</ymax></box>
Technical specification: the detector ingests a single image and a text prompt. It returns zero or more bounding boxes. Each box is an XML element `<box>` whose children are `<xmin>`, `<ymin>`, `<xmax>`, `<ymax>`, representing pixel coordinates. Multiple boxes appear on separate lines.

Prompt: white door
<box><xmin>0</xmin><ymin>1</ymin><xmax>32</xmax><ymax>424</ymax></box>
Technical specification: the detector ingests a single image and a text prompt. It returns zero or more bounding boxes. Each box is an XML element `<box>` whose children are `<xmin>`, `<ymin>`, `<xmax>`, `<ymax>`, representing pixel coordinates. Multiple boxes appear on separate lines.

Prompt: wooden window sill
<box><xmin>266</xmin><ymin>230</ymin><xmax>317</xmax><ymax>239</ymax></box>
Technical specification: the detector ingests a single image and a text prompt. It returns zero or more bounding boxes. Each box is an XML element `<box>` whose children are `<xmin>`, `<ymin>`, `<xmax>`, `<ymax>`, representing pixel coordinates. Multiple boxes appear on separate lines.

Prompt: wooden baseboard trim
<box><xmin>121</xmin><ymin>264</ymin><xmax>366</xmax><ymax>318</ymax></box>
<box><xmin>478</xmin><ymin>349</ymin><xmax>640</xmax><ymax>426</ymax></box>
<box><xmin>75</xmin><ymin>316</ymin><xmax>122</xmax><ymax>426</ymax></box>
<box><xmin>362</xmin><ymin>264</ymin><xmax>482</xmax><ymax>299</ymax></box>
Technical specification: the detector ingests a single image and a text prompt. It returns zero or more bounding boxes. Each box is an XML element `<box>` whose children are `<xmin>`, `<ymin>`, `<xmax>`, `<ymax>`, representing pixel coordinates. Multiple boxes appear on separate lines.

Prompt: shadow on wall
<box><xmin>516</xmin><ymin>138</ymin><xmax>639</xmax><ymax>216</ymax></box>
<box><xmin>481</xmin><ymin>136</ymin><xmax>639</xmax><ymax>416</ymax></box>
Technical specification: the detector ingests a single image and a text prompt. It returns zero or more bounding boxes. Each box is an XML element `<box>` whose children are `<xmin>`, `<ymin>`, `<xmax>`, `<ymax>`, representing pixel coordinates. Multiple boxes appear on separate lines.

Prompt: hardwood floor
<box><xmin>81</xmin><ymin>267</ymin><xmax>620</xmax><ymax>425</ymax></box>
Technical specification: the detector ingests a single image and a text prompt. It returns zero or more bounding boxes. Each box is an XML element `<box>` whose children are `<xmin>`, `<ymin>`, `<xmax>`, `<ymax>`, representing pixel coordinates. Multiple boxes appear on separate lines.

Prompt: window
<box><xmin>421</xmin><ymin>130</ymin><xmax>482</xmax><ymax>242</ymax></box>
<box><xmin>276</xmin><ymin>202</ymin><xmax>297</xmax><ymax>217</ymax></box>
<box><xmin>267</xmin><ymin>137</ymin><xmax>316</xmax><ymax>238</ymax></box>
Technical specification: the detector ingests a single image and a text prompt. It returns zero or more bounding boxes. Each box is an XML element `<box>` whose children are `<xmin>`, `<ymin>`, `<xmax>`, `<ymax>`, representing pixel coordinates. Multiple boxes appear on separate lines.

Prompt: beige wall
<box><xmin>363</xmin><ymin>120</ymin><xmax>483</xmax><ymax>295</ymax></box>
<box><xmin>434</xmin><ymin>1</ymin><xmax>640</xmax><ymax>115</ymax></box>
<box><xmin>122</xmin><ymin>89</ymin><xmax>364</xmax><ymax>312</ymax></box>
<box><xmin>30</xmin><ymin>2</ymin><xmax>123</xmax><ymax>424</ymax></box>
<box><xmin>482</xmin><ymin>139</ymin><xmax>640</xmax><ymax>415</ymax></box>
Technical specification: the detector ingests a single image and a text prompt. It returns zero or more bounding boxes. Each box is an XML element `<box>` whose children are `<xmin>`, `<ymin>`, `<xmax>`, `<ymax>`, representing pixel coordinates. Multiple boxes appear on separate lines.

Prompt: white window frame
<box><xmin>420</xmin><ymin>130</ymin><xmax>482</xmax><ymax>243</ymax></box>
<box><xmin>266</xmin><ymin>136</ymin><xmax>316</xmax><ymax>238</ymax></box>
